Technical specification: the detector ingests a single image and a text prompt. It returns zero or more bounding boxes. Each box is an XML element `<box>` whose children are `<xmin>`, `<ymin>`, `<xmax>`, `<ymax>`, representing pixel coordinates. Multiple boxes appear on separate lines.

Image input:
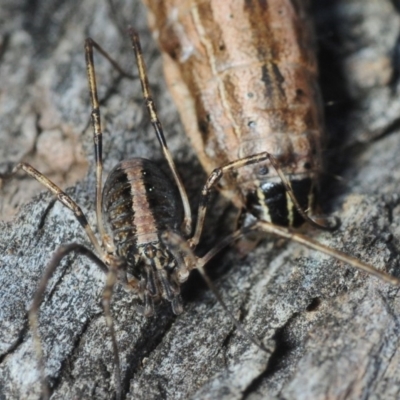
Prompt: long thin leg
<box><xmin>29</xmin><ymin>243</ymin><xmax>108</xmax><ymax>400</ymax></box>
<box><xmin>190</xmin><ymin>153</ymin><xmax>270</xmax><ymax>248</ymax></box>
<box><xmin>84</xmin><ymin>37</ymin><xmax>137</xmax><ymax>252</ymax></box>
<box><xmin>129</xmin><ymin>28</ymin><xmax>192</xmax><ymax>236</ymax></box>
<box><xmin>266</xmin><ymin>155</ymin><xmax>338</xmax><ymax>231</ymax></box>
<box><xmin>189</xmin><ymin>151</ymin><xmax>336</xmax><ymax>248</ymax></box>
<box><xmin>250</xmin><ymin>221</ymin><xmax>400</xmax><ymax>286</ymax></box>
<box><xmin>10</xmin><ymin>163</ymin><xmax>104</xmax><ymax>257</ymax></box>
<box><xmin>102</xmin><ymin>268</ymin><xmax>122</xmax><ymax>400</ymax></box>
<box><xmin>199</xmin><ymin>220</ymin><xmax>400</xmax><ymax>286</ymax></box>
<box><xmin>85</xmin><ymin>39</ymin><xmax>117</xmax><ymax>253</ymax></box>
<box><xmin>179</xmin><ymin>220</ymin><xmax>400</xmax><ymax>354</ymax></box>
<box><xmin>83</xmin><ymin>41</ymin><xmax>129</xmax><ymax>396</ymax></box>
<box><xmin>161</xmin><ymin>231</ymin><xmax>268</xmax><ymax>351</ymax></box>
<box><xmin>85</xmin><ymin>37</ymin><xmax>136</xmax><ymax>80</ymax></box>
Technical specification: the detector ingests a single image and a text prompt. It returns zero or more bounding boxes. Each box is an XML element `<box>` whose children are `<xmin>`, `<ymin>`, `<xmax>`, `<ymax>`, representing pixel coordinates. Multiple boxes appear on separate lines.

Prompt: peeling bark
<box><xmin>1</xmin><ymin>0</ymin><xmax>400</xmax><ymax>399</ymax></box>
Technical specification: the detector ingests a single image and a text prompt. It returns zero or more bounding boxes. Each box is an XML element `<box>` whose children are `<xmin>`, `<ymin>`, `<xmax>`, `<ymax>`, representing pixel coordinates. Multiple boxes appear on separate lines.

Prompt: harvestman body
<box><xmin>2</xmin><ymin>24</ymin><xmax>400</xmax><ymax>400</ymax></box>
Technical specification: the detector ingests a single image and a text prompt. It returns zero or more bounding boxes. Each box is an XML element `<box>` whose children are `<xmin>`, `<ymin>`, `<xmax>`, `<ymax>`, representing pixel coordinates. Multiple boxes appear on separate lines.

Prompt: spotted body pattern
<box><xmin>144</xmin><ymin>0</ymin><xmax>324</xmax><ymax>227</ymax></box>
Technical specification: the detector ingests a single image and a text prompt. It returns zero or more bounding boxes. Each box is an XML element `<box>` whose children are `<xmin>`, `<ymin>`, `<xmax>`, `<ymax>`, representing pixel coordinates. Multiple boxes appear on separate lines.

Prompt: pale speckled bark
<box><xmin>1</xmin><ymin>0</ymin><xmax>400</xmax><ymax>399</ymax></box>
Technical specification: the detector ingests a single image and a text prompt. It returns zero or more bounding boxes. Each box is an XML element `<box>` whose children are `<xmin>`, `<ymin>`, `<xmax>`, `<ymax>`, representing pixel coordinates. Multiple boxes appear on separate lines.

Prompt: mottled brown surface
<box><xmin>2</xmin><ymin>0</ymin><xmax>400</xmax><ymax>399</ymax></box>
<box><xmin>144</xmin><ymin>0</ymin><xmax>324</xmax><ymax>205</ymax></box>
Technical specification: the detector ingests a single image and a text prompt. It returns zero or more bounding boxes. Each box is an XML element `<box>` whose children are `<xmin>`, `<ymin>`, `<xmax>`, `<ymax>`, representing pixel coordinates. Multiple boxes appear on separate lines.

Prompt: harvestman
<box><xmin>1</xmin><ymin>29</ymin><xmax>271</xmax><ymax>399</ymax></box>
<box><xmin>2</xmin><ymin>28</ymin><xmax>400</xmax><ymax>399</ymax></box>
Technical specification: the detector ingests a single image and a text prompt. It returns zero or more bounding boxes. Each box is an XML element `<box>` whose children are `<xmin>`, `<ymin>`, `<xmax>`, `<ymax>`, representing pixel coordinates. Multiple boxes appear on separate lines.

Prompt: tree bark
<box><xmin>1</xmin><ymin>0</ymin><xmax>400</xmax><ymax>399</ymax></box>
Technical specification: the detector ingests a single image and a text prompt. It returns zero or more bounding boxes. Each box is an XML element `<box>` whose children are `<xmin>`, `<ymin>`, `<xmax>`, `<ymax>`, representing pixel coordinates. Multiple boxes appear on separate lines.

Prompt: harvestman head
<box><xmin>3</xmin><ymin>27</ymin><xmax>400</xmax><ymax>400</ymax></box>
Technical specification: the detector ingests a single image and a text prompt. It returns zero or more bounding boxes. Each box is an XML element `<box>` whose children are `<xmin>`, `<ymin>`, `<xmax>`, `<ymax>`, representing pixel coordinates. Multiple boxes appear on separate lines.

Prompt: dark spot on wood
<box><xmin>296</xmin><ymin>88</ymin><xmax>305</xmax><ymax>99</ymax></box>
<box><xmin>306</xmin><ymin>297</ymin><xmax>321</xmax><ymax>312</ymax></box>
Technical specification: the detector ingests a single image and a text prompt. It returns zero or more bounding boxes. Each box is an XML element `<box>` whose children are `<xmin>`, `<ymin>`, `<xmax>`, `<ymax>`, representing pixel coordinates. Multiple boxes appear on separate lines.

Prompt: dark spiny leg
<box><xmin>85</xmin><ymin>37</ymin><xmax>135</xmax><ymax>79</ymax></box>
<box><xmin>29</xmin><ymin>243</ymin><xmax>108</xmax><ymax>400</ymax></box>
<box><xmin>189</xmin><ymin>151</ymin><xmax>336</xmax><ymax>248</ymax></box>
<box><xmin>161</xmin><ymin>231</ymin><xmax>268</xmax><ymax>351</ymax></box>
<box><xmin>85</xmin><ymin>39</ymin><xmax>114</xmax><ymax>253</ymax></box>
<box><xmin>84</xmin><ymin>37</ymin><xmax>136</xmax><ymax>251</ymax></box>
<box><xmin>129</xmin><ymin>28</ymin><xmax>192</xmax><ymax>236</ymax></box>
<box><xmin>190</xmin><ymin>153</ymin><xmax>271</xmax><ymax>248</ymax></box>
<box><xmin>197</xmin><ymin>230</ymin><xmax>246</xmax><ymax>268</ymax></box>
<box><xmin>10</xmin><ymin>163</ymin><xmax>104</xmax><ymax>256</ymax></box>
<box><xmin>250</xmin><ymin>221</ymin><xmax>400</xmax><ymax>286</ymax></box>
<box><xmin>163</xmin><ymin>233</ymin><xmax>190</xmax><ymax>284</ymax></box>
<box><xmin>102</xmin><ymin>268</ymin><xmax>122</xmax><ymax>400</ymax></box>
<box><xmin>267</xmin><ymin>156</ymin><xmax>338</xmax><ymax>231</ymax></box>
<box><xmin>84</xmin><ymin>37</ymin><xmax>137</xmax><ymax>250</ymax></box>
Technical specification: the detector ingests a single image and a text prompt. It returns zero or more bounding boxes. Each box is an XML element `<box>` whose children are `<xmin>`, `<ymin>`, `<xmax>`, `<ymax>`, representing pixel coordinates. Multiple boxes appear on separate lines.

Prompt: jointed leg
<box><xmin>102</xmin><ymin>268</ymin><xmax>122</xmax><ymax>400</ymax></box>
<box><xmin>190</xmin><ymin>151</ymin><xmax>336</xmax><ymax>249</ymax></box>
<box><xmin>161</xmin><ymin>230</ymin><xmax>268</xmax><ymax>351</ymax></box>
<box><xmin>267</xmin><ymin>156</ymin><xmax>338</xmax><ymax>231</ymax></box>
<box><xmin>29</xmin><ymin>243</ymin><xmax>108</xmax><ymax>400</ymax></box>
<box><xmin>84</xmin><ymin>37</ymin><xmax>137</xmax><ymax>252</ymax></box>
<box><xmin>250</xmin><ymin>221</ymin><xmax>400</xmax><ymax>286</ymax></box>
<box><xmin>129</xmin><ymin>28</ymin><xmax>192</xmax><ymax>236</ymax></box>
<box><xmin>10</xmin><ymin>163</ymin><xmax>104</xmax><ymax>257</ymax></box>
<box><xmin>190</xmin><ymin>152</ymin><xmax>270</xmax><ymax>248</ymax></box>
<box><xmin>176</xmin><ymin>218</ymin><xmax>400</xmax><ymax>356</ymax></box>
<box><xmin>85</xmin><ymin>38</ymin><xmax>130</xmax><ymax>253</ymax></box>
<box><xmin>85</xmin><ymin>38</ymin><xmax>136</xmax><ymax>80</ymax></box>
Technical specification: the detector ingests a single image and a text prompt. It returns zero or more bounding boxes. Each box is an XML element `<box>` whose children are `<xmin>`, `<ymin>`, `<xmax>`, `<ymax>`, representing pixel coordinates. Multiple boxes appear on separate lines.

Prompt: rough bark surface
<box><xmin>1</xmin><ymin>0</ymin><xmax>400</xmax><ymax>399</ymax></box>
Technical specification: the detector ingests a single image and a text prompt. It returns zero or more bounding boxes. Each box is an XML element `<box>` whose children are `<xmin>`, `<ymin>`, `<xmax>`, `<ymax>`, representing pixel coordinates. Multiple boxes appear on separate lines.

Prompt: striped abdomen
<box><xmin>144</xmin><ymin>0</ymin><xmax>324</xmax><ymax>226</ymax></box>
<box><xmin>102</xmin><ymin>158</ymin><xmax>183</xmax><ymax>263</ymax></box>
